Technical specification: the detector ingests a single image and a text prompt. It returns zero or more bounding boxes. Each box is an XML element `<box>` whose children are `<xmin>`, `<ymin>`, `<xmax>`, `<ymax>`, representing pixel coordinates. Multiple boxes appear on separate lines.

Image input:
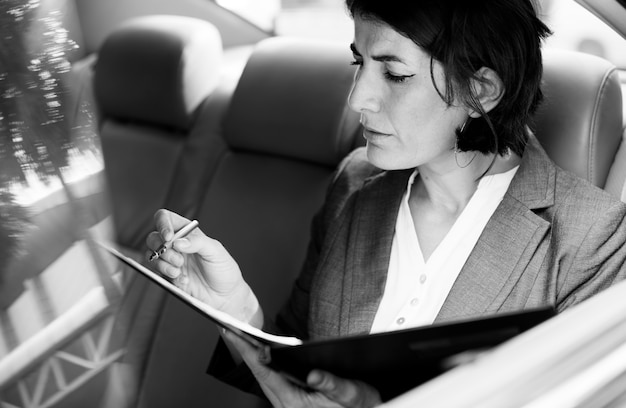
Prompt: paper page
<box><xmin>99</xmin><ymin>242</ymin><xmax>303</xmax><ymax>347</ymax></box>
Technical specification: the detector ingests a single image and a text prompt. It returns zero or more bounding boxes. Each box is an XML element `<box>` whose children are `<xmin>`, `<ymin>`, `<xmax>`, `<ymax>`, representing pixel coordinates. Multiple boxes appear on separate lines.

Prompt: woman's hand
<box><xmin>146</xmin><ymin>209</ymin><xmax>262</xmax><ymax>326</ymax></box>
<box><xmin>223</xmin><ymin>330</ymin><xmax>382</xmax><ymax>408</ymax></box>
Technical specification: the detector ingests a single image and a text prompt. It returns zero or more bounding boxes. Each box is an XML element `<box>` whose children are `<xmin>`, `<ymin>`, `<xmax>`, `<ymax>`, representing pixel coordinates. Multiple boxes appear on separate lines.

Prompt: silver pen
<box><xmin>149</xmin><ymin>219</ymin><xmax>199</xmax><ymax>262</ymax></box>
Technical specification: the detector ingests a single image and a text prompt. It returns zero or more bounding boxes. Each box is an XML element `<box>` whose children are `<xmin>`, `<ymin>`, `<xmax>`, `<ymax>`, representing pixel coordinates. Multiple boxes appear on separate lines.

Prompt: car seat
<box><xmin>534</xmin><ymin>49</ymin><xmax>623</xmax><ymax>189</ymax></box>
<box><xmin>94</xmin><ymin>14</ymin><xmax>223</xmax><ymax>249</ymax></box>
<box><xmin>134</xmin><ymin>36</ymin><xmax>363</xmax><ymax>408</ymax></box>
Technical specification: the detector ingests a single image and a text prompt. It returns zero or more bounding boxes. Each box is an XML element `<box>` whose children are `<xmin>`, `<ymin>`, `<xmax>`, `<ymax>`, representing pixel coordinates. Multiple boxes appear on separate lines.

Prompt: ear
<box><xmin>468</xmin><ymin>67</ymin><xmax>504</xmax><ymax>118</ymax></box>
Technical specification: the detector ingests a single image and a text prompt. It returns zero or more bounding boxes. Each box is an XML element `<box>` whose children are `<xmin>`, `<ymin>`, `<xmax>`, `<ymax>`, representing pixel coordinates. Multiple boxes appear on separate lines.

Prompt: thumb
<box><xmin>172</xmin><ymin>231</ymin><xmax>245</xmax><ymax>296</ymax></box>
<box><xmin>172</xmin><ymin>231</ymin><xmax>236</xmax><ymax>268</ymax></box>
<box><xmin>307</xmin><ymin>370</ymin><xmax>381</xmax><ymax>408</ymax></box>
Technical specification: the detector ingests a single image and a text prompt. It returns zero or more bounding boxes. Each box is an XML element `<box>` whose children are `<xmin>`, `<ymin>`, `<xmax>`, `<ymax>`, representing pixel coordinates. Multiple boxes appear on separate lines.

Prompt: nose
<box><xmin>347</xmin><ymin>68</ymin><xmax>380</xmax><ymax>114</ymax></box>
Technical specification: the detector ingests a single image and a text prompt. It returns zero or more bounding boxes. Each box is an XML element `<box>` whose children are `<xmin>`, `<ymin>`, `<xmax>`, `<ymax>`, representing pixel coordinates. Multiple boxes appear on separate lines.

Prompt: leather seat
<box><xmin>194</xmin><ymin>37</ymin><xmax>362</xmax><ymax>317</ymax></box>
<box><xmin>94</xmin><ymin>14</ymin><xmax>223</xmax><ymax>249</ymax></box>
<box><xmin>606</xmin><ymin>131</ymin><xmax>626</xmax><ymax>201</ymax></box>
<box><xmin>121</xmin><ymin>37</ymin><xmax>363</xmax><ymax>408</ymax></box>
<box><xmin>534</xmin><ymin>49</ymin><xmax>623</xmax><ymax>189</ymax></box>
<box><xmin>92</xmin><ymin>16</ymin><xmax>229</xmax><ymax>408</ymax></box>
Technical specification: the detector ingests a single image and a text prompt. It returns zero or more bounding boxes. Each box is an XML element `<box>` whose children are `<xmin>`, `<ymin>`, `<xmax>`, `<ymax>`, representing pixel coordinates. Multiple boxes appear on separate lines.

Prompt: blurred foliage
<box><xmin>0</xmin><ymin>0</ymin><xmax>97</xmax><ymax>284</ymax></box>
<box><xmin>0</xmin><ymin>0</ymin><xmax>82</xmax><ymax>187</ymax></box>
<box><xmin>0</xmin><ymin>191</ymin><xmax>29</xmax><ymax>276</ymax></box>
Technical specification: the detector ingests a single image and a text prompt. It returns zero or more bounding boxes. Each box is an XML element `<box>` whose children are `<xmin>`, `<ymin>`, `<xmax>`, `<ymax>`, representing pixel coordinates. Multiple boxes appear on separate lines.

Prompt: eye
<box><xmin>350</xmin><ymin>59</ymin><xmax>362</xmax><ymax>67</ymax></box>
<box><xmin>384</xmin><ymin>72</ymin><xmax>414</xmax><ymax>84</ymax></box>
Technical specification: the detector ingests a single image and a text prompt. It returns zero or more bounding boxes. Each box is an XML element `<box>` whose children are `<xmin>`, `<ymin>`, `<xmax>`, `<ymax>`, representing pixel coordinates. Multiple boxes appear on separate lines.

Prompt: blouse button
<box><xmin>410</xmin><ymin>298</ymin><xmax>419</xmax><ymax>306</ymax></box>
<box><xmin>396</xmin><ymin>317</ymin><xmax>406</xmax><ymax>325</ymax></box>
<box><xmin>419</xmin><ymin>274</ymin><xmax>427</xmax><ymax>284</ymax></box>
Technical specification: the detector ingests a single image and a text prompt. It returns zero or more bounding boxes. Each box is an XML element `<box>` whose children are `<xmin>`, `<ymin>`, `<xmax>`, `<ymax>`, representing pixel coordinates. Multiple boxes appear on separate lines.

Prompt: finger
<box><xmin>172</xmin><ymin>234</ymin><xmax>230</xmax><ymax>265</ymax></box>
<box><xmin>307</xmin><ymin>370</ymin><xmax>381</xmax><ymax>408</ymax></box>
<box><xmin>149</xmin><ymin>213</ymin><xmax>226</xmax><ymax>266</ymax></box>
<box><xmin>223</xmin><ymin>331</ymin><xmax>272</xmax><ymax>381</ymax></box>
<box><xmin>153</xmin><ymin>209</ymin><xmax>190</xmax><ymax>242</ymax></box>
<box><xmin>171</xmin><ymin>271</ymin><xmax>189</xmax><ymax>290</ymax></box>
<box><xmin>223</xmin><ymin>331</ymin><xmax>305</xmax><ymax>408</ymax></box>
<box><xmin>143</xmin><ymin>246</ymin><xmax>184</xmax><ymax>279</ymax></box>
<box><xmin>146</xmin><ymin>226</ymin><xmax>199</xmax><ymax>268</ymax></box>
<box><xmin>149</xmin><ymin>256</ymin><xmax>183</xmax><ymax>280</ymax></box>
<box><xmin>145</xmin><ymin>232</ymin><xmax>185</xmax><ymax>268</ymax></box>
<box><xmin>146</xmin><ymin>231</ymin><xmax>164</xmax><ymax>252</ymax></box>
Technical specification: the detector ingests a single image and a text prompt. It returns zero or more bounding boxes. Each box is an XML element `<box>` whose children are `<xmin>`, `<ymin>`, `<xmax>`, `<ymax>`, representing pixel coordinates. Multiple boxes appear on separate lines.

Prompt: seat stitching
<box><xmin>588</xmin><ymin>66</ymin><xmax>617</xmax><ymax>185</ymax></box>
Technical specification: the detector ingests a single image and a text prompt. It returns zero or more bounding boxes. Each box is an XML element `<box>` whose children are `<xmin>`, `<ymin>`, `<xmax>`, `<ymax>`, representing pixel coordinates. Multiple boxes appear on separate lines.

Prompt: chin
<box><xmin>365</xmin><ymin>143</ymin><xmax>413</xmax><ymax>171</ymax></box>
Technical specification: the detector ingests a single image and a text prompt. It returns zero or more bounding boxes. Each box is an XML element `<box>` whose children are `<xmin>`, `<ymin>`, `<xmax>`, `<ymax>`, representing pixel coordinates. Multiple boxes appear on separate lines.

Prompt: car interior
<box><xmin>2</xmin><ymin>0</ymin><xmax>626</xmax><ymax>407</ymax></box>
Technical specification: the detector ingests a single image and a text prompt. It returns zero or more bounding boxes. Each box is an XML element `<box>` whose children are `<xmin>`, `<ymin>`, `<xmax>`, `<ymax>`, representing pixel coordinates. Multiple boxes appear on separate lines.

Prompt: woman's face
<box><xmin>348</xmin><ymin>15</ymin><xmax>467</xmax><ymax>171</ymax></box>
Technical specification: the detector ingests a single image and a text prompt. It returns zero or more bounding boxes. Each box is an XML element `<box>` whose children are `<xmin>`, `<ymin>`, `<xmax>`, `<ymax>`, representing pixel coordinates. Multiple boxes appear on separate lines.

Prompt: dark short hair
<box><xmin>345</xmin><ymin>0</ymin><xmax>552</xmax><ymax>156</ymax></box>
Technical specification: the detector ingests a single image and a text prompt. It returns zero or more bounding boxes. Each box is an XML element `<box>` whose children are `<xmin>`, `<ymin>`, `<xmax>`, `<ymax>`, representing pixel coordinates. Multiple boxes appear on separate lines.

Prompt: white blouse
<box><xmin>370</xmin><ymin>166</ymin><xmax>519</xmax><ymax>333</ymax></box>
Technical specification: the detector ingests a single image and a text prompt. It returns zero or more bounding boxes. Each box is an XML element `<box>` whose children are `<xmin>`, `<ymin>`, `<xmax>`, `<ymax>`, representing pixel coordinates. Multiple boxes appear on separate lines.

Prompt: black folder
<box><xmin>102</xmin><ymin>243</ymin><xmax>554</xmax><ymax>400</ymax></box>
<box><xmin>267</xmin><ymin>307</ymin><xmax>555</xmax><ymax>399</ymax></box>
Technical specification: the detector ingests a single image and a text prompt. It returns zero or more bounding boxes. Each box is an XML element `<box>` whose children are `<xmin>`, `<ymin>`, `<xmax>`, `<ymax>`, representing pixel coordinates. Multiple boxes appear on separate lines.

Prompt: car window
<box><xmin>217</xmin><ymin>0</ymin><xmax>626</xmax><ymax>70</ymax></box>
<box><xmin>216</xmin><ymin>0</ymin><xmax>352</xmax><ymax>41</ymax></box>
<box><xmin>542</xmin><ymin>0</ymin><xmax>626</xmax><ymax>69</ymax></box>
<box><xmin>216</xmin><ymin>0</ymin><xmax>626</xmax><ymax>121</ymax></box>
<box><xmin>0</xmin><ymin>1</ymin><xmax>122</xmax><ymax>405</ymax></box>
<box><xmin>2</xmin><ymin>0</ymin><xmax>625</xmax><ymax>406</ymax></box>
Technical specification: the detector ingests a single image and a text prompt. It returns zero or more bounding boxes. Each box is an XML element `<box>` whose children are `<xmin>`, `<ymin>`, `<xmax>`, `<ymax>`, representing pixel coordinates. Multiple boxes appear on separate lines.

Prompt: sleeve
<box><xmin>206</xmin><ymin>338</ymin><xmax>266</xmax><ymax>397</ymax></box>
<box><xmin>556</xmin><ymin>200</ymin><xmax>626</xmax><ymax>311</ymax></box>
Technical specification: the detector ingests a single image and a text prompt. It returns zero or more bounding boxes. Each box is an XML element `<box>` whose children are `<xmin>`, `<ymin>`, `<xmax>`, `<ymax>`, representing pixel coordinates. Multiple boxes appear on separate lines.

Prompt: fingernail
<box><xmin>221</xmin><ymin>328</ymin><xmax>233</xmax><ymax>341</ymax></box>
<box><xmin>176</xmin><ymin>238</ymin><xmax>191</xmax><ymax>249</ymax></box>
<box><xmin>258</xmin><ymin>346</ymin><xmax>271</xmax><ymax>364</ymax></box>
<box><xmin>175</xmin><ymin>273</ymin><xmax>189</xmax><ymax>286</ymax></box>
<box><xmin>307</xmin><ymin>370</ymin><xmax>323</xmax><ymax>387</ymax></box>
<box><xmin>161</xmin><ymin>229</ymin><xmax>172</xmax><ymax>242</ymax></box>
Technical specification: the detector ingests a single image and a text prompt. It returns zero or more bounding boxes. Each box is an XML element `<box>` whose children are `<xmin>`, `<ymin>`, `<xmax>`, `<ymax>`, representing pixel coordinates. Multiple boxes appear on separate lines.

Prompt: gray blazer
<box><xmin>277</xmin><ymin>135</ymin><xmax>626</xmax><ymax>341</ymax></box>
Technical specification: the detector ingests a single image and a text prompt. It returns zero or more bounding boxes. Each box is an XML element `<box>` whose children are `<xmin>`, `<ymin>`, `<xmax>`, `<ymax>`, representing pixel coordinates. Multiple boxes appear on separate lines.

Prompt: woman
<box><xmin>146</xmin><ymin>0</ymin><xmax>626</xmax><ymax>406</ymax></box>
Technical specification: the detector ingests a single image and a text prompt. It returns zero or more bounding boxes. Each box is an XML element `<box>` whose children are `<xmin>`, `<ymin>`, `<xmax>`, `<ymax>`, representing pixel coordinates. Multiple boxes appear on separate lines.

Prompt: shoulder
<box><xmin>535</xmin><ymin>152</ymin><xmax>626</xmax><ymax>243</ymax></box>
<box><xmin>515</xmin><ymin>135</ymin><xmax>626</xmax><ymax>218</ymax></box>
<box><xmin>331</xmin><ymin>147</ymin><xmax>380</xmax><ymax>188</ymax></box>
<box><xmin>551</xmin><ymin>161</ymin><xmax>626</xmax><ymax>221</ymax></box>
<box><xmin>326</xmin><ymin>147</ymin><xmax>381</xmax><ymax>208</ymax></box>
<box><xmin>314</xmin><ymin>147</ymin><xmax>385</xmax><ymax>232</ymax></box>
<box><xmin>509</xmin><ymin>137</ymin><xmax>626</xmax><ymax>248</ymax></box>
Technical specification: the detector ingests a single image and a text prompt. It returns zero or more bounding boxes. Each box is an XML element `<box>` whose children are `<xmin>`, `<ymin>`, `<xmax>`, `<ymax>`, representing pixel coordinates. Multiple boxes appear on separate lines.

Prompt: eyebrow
<box><xmin>350</xmin><ymin>43</ymin><xmax>405</xmax><ymax>64</ymax></box>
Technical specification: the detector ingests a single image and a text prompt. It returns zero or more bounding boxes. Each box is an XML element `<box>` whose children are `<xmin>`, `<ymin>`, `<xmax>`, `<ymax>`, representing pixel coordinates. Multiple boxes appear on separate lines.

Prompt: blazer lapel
<box><xmin>436</xmin><ymin>135</ymin><xmax>555</xmax><ymax>322</ymax></box>
<box><xmin>340</xmin><ymin>169</ymin><xmax>412</xmax><ymax>335</ymax></box>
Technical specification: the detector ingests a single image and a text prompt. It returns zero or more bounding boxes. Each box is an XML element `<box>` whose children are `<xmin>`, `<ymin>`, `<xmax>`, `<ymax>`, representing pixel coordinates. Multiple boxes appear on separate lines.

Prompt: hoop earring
<box><xmin>454</xmin><ymin>119</ymin><xmax>477</xmax><ymax>168</ymax></box>
<box><xmin>459</xmin><ymin>118</ymin><xmax>469</xmax><ymax>134</ymax></box>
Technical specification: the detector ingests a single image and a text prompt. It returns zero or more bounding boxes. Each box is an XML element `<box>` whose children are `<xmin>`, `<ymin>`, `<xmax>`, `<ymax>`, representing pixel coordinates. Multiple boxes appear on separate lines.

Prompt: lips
<box><xmin>362</xmin><ymin>125</ymin><xmax>391</xmax><ymax>143</ymax></box>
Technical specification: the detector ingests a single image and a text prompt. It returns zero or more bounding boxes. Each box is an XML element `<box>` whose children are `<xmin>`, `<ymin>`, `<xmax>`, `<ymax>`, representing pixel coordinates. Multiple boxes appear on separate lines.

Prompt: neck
<box><xmin>413</xmin><ymin>150</ymin><xmax>521</xmax><ymax>215</ymax></box>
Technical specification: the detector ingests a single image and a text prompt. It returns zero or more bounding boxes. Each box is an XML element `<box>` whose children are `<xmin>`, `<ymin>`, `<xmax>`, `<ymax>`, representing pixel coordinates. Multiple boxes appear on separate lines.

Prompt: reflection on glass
<box><xmin>0</xmin><ymin>1</ymin><xmax>129</xmax><ymax>407</ymax></box>
<box><xmin>542</xmin><ymin>0</ymin><xmax>626</xmax><ymax>68</ymax></box>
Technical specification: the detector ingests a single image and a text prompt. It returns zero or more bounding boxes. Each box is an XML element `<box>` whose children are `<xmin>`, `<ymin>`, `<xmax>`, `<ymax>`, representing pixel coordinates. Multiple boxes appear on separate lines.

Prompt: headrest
<box><xmin>94</xmin><ymin>15</ymin><xmax>222</xmax><ymax>131</ymax></box>
<box><xmin>534</xmin><ymin>49</ymin><xmax>623</xmax><ymax>187</ymax></box>
<box><xmin>223</xmin><ymin>37</ymin><xmax>361</xmax><ymax>167</ymax></box>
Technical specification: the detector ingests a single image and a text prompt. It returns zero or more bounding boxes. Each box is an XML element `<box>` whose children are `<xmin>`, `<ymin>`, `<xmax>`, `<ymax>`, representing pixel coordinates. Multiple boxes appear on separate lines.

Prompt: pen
<box><xmin>149</xmin><ymin>219</ymin><xmax>199</xmax><ymax>262</ymax></box>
